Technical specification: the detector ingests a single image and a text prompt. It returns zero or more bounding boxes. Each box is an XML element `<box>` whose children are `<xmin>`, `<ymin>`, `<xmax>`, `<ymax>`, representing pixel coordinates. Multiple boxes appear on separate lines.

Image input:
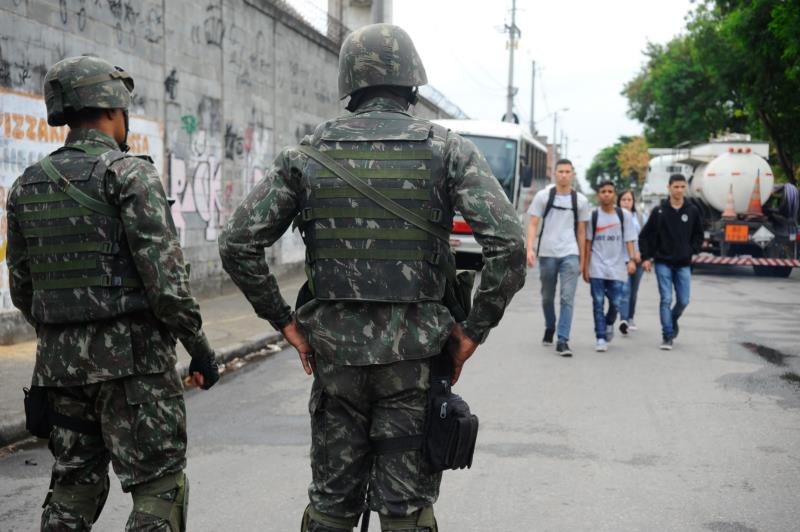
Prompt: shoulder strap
<box><xmin>536</xmin><ymin>187</ymin><xmax>558</xmax><ymax>257</ymax></box>
<box><xmin>590</xmin><ymin>208</ymin><xmax>598</xmax><ymax>250</ymax></box>
<box><xmin>571</xmin><ymin>190</ymin><xmax>578</xmax><ymax>235</ymax></box>
<box><xmin>39</xmin><ymin>156</ymin><xmax>119</xmax><ymax>218</ymax></box>
<box><xmin>296</xmin><ymin>145</ymin><xmax>460</xmax><ymax>292</ymax></box>
<box><xmin>297</xmin><ymin>145</ymin><xmax>448</xmax><ymax>243</ymax></box>
<box><xmin>616</xmin><ymin>207</ymin><xmax>626</xmax><ymax>251</ymax></box>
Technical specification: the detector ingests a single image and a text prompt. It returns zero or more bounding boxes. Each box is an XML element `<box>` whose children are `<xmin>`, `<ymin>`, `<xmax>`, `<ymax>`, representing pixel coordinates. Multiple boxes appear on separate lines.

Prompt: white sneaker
<box><xmin>628</xmin><ymin>319</ymin><xmax>638</xmax><ymax>331</ymax></box>
<box><xmin>595</xmin><ymin>339</ymin><xmax>608</xmax><ymax>352</ymax></box>
<box><xmin>606</xmin><ymin>325</ymin><xmax>615</xmax><ymax>343</ymax></box>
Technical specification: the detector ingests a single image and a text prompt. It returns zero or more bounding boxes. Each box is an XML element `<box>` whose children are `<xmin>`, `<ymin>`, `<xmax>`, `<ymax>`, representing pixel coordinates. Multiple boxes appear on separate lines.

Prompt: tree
<box><xmin>693</xmin><ymin>0</ymin><xmax>800</xmax><ymax>183</ymax></box>
<box><xmin>586</xmin><ymin>136</ymin><xmax>629</xmax><ymax>192</ymax></box>
<box><xmin>622</xmin><ymin>37</ymin><xmax>749</xmax><ymax>148</ymax></box>
<box><xmin>617</xmin><ymin>136</ymin><xmax>650</xmax><ymax>187</ymax></box>
<box><xmin>623</xmin><ymin>1</ymin><xmax>800</xmax><ymax>184</ymax></box>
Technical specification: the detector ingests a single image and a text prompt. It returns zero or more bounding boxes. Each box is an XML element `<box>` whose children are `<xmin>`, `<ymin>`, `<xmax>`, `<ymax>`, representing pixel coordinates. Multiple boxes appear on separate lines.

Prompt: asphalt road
<box><xmin>1</xmin><ymin>266</ymin><xmax>799</xmax><ymax>531</ymax></box>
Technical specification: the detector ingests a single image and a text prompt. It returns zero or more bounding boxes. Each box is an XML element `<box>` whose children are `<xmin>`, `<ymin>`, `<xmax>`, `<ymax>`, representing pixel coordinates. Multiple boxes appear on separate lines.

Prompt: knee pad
<box><xmin>301</xmin><ymin>504</ymin><xmax>358</xmax><ymax>531</ymax></box>
<box><xmin>129</xmin><ymin>471</ymin><xmax>188</xmax><ymax>532</ymax></box>
<box><xmin>44</xmin><ymin>474</ymin><xmax>110</xmax><ymax>528</ymax></box>
<box><xmin>379</xmin><ymin>506</ymin><xmax>437</xmax><ymax>532</ymax></box>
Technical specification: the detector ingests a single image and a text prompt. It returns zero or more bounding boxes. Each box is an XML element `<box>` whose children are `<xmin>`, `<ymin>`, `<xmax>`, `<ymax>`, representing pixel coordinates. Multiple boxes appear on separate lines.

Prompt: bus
<box><xmin>433</xmin><ymin>119</ymin><xmax>549</xmax><ymax>269</ymax></box>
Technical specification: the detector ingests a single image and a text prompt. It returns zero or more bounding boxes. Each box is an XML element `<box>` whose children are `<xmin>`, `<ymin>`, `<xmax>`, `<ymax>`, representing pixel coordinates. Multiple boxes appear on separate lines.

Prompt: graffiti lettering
<box><xmin>170</xmin><ymin>154</ymin><xmax>223</xmax><ymax>243</ymax></box>
<box><xmin>181</xmin><ymin>115</ymin><xmax>197</xmax><ymax>135</ymax></box>
<box><xmin>144</xmin><ymin>7</ymin><xmax>163</xmax><ymax>43</ymax></box>
<box><xmin>164</xmin><ymin>68</ymin><xmax>179</xmax><ymax>100</ymax></box>
<box><xmin>224</xmin><ymin>124</ymin><xmax>243</xmax><ymax>160</ymax></box>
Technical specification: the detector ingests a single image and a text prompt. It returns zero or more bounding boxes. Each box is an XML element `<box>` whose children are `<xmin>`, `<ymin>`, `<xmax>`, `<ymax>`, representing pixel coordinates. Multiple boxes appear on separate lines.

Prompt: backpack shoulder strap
<box><xmin>571</xmin><ymin>189</ymin><xmax>578</xmax><ymax>234</ymax></box>
<box><xmin>590</xmin><ymin>208</ymin><xmax>598</xmax><ymax>249</ymax></box>
<box><xmin>536</xmin><ymin>187</ymin><xmax>559</xmax><ymax>257</ymax></box>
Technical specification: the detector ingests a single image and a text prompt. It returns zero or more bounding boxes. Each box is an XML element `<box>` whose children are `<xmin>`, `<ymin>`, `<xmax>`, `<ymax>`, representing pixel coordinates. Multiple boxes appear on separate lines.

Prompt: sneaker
<box><xmin>672</xmin><ymin>321</ymin><xmax>679</xmax><ymax>339</ymax></box>
<box><xmin>606</xmin><ymin>325</ymin><xmax>615</xmax><ymax>343</ymax></box>
<box><xmin>619</xmin><ymin>320</ymin><xmax>629</xmax><ymax>336</ymax></box>
<box><xmin>556</xmin><ymin>341</ymin><xmax>572</xmax><ymax>357</ymax></box>
<box><xmin>627</xmin><ymin>319</ymin><xmax>638</xmax><ymax>331</ymax></box>
<box><xmin>542</xmin><ymin>328</ymin><xmax>555</xmax><ymax>346</ymax></box>
<box><xmin>659</xmin><ymin>336</ymin><xmax>673</xmax><ymax>350</ymax></box>
<box><xmin>595</xmin><ymin>339</ymin><xmax>608</xmax><ymax>352</ymax></box>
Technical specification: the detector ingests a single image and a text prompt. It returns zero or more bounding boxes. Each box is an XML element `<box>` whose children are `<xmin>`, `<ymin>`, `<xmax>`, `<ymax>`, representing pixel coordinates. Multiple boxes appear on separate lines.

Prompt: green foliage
<box><xmin>586</xmin><ymin>136</ymin><xmax>630</xmax><ymax>192</ymax></box>
<box><xmin>623</xmin><ymin>0</ymin><xmax>800</xmax><ymax>183</ymax></box>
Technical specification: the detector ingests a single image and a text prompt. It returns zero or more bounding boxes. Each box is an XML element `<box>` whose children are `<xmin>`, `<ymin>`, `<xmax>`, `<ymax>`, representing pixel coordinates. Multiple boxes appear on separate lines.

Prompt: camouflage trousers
<box><xmin>308</xmin><ymin>355</ymin><xmax>441</xmax><ymax>525</ymax></box>
<box><xmin>41</xmin><ymin>369</ymin><xmax>187</xmax><ymax>531</ymax></box>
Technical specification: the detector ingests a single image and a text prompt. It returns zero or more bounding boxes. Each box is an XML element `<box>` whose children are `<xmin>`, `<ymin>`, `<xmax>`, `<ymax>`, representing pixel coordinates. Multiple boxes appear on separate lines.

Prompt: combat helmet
<box><xmin>338</xmin><ymin>23</ymin><xmax>427</xmax><ymax>99</ymax></box>
<box><xmin>44</xmin><ymin>55</ymin><xmax>134</xmax><ymax>126</ymax></box>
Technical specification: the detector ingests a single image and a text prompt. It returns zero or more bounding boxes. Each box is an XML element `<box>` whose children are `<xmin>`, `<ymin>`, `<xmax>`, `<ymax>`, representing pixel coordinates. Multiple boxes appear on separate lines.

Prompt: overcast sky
<box><xmin>391</xmin><ymin>0</ymin><xmax>695</xmax><ymax>184</ymax></box>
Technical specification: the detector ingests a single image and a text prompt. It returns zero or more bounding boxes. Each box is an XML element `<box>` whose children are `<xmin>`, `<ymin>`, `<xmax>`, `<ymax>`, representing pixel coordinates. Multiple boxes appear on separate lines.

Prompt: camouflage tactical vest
<box><xmin>16</xmin><ymin>144</ymin><xmax>148</xmax><ymax>324</ymax></box>
<box><xmin>299</xmin><ymin>112</ymin><xmax>452</xmax><ymax>303</ymax></box>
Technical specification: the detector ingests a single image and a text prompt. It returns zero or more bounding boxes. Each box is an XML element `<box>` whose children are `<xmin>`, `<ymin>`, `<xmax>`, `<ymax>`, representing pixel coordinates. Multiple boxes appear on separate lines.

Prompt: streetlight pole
<box><xmin>504</xmin><ymin>0</ymin><xmax>519</xmax><ymax>123</ymax></box>
<box><xmin>551</xmin><ymin>107</ymin><xmax>568</xmax><ymax>179</ymax></box>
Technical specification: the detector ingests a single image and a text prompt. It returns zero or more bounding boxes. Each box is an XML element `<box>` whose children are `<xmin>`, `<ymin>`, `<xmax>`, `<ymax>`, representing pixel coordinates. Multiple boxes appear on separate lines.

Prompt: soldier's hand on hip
<box><xmin>446</xmin><ymin>323</ymin><xmax>479</xmax><ymax>386</ymax></box>
<box><xmin>282</xmin><ymin>320</ymin><xmax>315</xmax><ymax>375</ymax></box>
<box><xmin>189</xmin><ymin>353</ymin><xmax>220</xmax><ymax>390</ymax></box>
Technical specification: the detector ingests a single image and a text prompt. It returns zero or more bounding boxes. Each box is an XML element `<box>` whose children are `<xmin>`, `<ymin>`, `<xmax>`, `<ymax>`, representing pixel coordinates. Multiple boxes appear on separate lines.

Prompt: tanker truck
<box><xmin>644</xmin><ymin>134</ymin><xmax>799</xmax><ymax>277</ymax></box>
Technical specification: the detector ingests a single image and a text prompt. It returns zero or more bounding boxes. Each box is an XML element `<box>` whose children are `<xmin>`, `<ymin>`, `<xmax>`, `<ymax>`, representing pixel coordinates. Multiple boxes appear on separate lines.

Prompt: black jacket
<box><xmin>639</xmin><ymin>199</ymin><xmax>703</xmax><ymax>266</ymax></box>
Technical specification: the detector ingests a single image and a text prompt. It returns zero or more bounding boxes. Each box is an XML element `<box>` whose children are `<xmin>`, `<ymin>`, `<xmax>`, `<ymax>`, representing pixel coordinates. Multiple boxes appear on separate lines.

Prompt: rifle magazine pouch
<box><xmin>24</xmin><ymin>386</ymin><xmax>52</xmax><ymax>439</ymax></box>
<box><xmin>424</xmin><ymin>378</ymin><xmax>479</xmax><ymax>472</ymax></box>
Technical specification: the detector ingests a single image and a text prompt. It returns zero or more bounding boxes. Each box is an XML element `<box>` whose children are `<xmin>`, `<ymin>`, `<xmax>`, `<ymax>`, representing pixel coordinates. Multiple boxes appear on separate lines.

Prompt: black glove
<box><xmin>189</xmin><ymin>353</ymin><xmax>220</xmax><ymax>390</ymax></box>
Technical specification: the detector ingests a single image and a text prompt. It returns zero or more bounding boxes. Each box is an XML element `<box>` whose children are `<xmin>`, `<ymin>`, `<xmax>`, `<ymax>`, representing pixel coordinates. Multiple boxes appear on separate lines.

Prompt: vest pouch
<box><xmin>424</xmin><ymin>376</ymin><xmax>479</xmax><ymax>472</ymax></box>
<box><xmin>24</xmin><ymin>386</ymin><xmax>52</xmax><ymax>439</ymax></box>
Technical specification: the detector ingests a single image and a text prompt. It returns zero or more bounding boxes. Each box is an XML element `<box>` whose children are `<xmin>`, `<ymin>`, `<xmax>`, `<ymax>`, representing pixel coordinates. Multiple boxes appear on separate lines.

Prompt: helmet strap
<box><xmin>408</xmin><ymin>86</ymin><xmax>419</xmax><ymax>106</ymax></box>
<box><xmin>119</xmin><ymin>109</ymin><xmax>131</xmax><ymax>152</ymax></box>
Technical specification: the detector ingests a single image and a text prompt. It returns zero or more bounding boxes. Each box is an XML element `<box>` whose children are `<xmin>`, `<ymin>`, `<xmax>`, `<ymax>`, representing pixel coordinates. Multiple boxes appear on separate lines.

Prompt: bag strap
<box><xmin>536</xmin><ymin>186</ymin><xmax>557</xmax><ymax>257</ymax></box>
<box><xmin>39</xmin><ymin>156</ymin><xmax>119</xmax><ymax>218</ymax></box>
<box><xmin>590</xmin><ymin>208</ymin><xmax>598</xmax><ymax>250</ymax></box>
<box><xmin>571</xmin><ymin>189</ymin><xmax>578</xmax><ymax>235</ymax></box>
<box><xmin>296</xmin><ymin>145</ymin><xmax>458</xmax><ymax>289</ymax></box>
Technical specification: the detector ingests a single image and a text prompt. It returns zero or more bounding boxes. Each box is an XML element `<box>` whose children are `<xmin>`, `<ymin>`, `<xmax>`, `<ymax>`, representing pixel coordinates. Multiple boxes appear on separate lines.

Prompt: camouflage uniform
<box><xmin>219</xmin><ymin>24</ymin><xmax>525</xmax><ymax>531</ymax></box>
<box><xmin>5</xmin><ymin>56</ymin><xmax>217</xmax><ymax>531</ymax></box>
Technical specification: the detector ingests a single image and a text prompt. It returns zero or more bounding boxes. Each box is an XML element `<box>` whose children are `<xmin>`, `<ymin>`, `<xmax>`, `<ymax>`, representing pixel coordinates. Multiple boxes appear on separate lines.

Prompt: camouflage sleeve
<box><xmin>110</xmin><ymin>158</ymin><xmax>213</xmax><ymax>360</ymax></box>
<box><xmin>445</xmin><ymin>132</ymin><xmax>526</xmax><ymax>343</ymax></box>
<box><xmin>5</xmin><ymin>180</ymin><xmax>36</xmax><ymax>326</ymax></box>
<box><xmin>218</xmin><ymin>147</ymin><xmax>303</xmax><ymax>330</ymax></box>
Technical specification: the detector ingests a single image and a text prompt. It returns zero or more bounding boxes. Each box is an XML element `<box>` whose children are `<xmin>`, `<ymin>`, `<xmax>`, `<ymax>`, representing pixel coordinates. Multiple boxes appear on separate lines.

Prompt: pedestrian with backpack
<box><xmin>639</xmin><ymin>174</ymin><xmax>703</xmax><ymax>350</ymax></box>
<box><xmin>526</xmin><ymin>159</ymin><xmax>590</xmax><ymax>356</ymax></box>
<box><xmin>617</xmin><ymin>189</ymin><xmax>645</xmax><ymax>335</ymax></box>
<box><xmin>583</xmin><ymin>182</ymin><xmax>637</xmax><ymax>352</ymax></box>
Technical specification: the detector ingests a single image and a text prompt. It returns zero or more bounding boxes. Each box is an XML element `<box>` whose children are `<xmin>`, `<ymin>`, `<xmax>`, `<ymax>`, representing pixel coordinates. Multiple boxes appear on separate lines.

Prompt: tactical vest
<box><xmin>299</xmin><ymin>112</ymin><xmax>453</xmax><ymax>303</ymax></box>
<box><xmin>16</xmin><ymin>144</ymin><xmax>148</xmax><ymax>324</ymax></box>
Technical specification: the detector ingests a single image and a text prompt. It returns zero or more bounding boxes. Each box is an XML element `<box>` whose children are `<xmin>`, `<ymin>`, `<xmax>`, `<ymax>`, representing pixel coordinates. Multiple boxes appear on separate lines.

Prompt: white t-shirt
<box><xmin>586</xmin><ymin>208</ymin><xmax>636</xmax><ymax>282</ymax></box>
<box><xmin>528</xmin><ymin>187</ymin><xmax>590</xmax><ymax>258</ymax></box>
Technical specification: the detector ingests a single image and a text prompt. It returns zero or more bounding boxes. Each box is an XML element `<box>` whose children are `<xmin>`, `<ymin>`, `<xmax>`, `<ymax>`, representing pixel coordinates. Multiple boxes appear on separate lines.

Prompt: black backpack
<box><xmin>536</xmin><ymin>187</ymin><xmax>578</xmax><ymax>256</ymax></box>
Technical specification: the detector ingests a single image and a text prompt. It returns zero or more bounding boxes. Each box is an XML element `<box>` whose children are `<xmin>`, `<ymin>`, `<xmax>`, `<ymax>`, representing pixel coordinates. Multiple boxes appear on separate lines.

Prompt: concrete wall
<box><xmin>0</xmin><ymin>0</ymin><xmax>457</xmax><ymax>342</ymax></box>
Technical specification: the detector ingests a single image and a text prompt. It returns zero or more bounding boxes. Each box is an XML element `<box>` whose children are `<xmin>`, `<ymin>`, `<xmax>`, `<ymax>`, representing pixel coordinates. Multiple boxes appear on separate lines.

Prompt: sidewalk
<box><xmin>0</xmin><ymin>271</ymin><xmax>307</xmax><ymax>447</ymax></box>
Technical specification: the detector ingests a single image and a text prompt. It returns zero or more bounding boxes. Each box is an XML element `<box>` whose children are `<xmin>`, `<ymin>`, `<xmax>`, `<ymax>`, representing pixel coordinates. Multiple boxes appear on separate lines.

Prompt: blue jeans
<box><xmin>619</xmin><ymin>263</ymin><xmax>644</xmax><ymax>321</ymax></box>
<box><xmin>590</xmin><ymin>278</ymin><xmax>624</xmax><ymax>340</ymax></box>
<box><xmin>654</xmin><ymin>263</ymin><xmax>691</xmax><ymax>338</ymax></box>
<box><xmin>539</xmin><ymin>255</ymin><xmax>580</xmax><ymax>342</ymax></box>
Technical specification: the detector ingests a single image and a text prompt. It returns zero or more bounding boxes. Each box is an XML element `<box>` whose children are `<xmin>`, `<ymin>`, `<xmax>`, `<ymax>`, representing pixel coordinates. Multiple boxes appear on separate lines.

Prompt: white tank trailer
<box><xmin>644</xmin><ymin>134</ymin><xmax>799</xmax><ymax>277</ymax></box>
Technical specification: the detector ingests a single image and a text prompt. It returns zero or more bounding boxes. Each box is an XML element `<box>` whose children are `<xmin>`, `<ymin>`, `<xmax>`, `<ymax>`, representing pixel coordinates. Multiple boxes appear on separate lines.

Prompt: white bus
<box><xmin>433</xmin><ymin>119</ymin><xmax>548</xmax><ymax>269</ymax></box>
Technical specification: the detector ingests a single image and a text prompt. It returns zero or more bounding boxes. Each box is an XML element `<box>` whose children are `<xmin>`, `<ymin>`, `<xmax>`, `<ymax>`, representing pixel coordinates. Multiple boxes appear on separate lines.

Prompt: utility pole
<box><xmin>529</xmin><ymin>60</ymin><xmax>536</xmax><ymax>134</ymax></box>
<box><xmin>551</xmin><ymin>111</ymin><xmax>558</xmax><ymax>178</ymax></box>
<box><xmin>504</xmin><ymin>0</ymin><xmax>519</xmax><ymax>123</ymax></box>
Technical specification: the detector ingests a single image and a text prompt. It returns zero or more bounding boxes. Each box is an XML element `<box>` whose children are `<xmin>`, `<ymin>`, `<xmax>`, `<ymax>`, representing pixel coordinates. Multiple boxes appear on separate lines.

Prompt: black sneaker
<box><xmin>542</xmin><ymin>328</ymin><xmax>555</xmax><ymax>346</ymax></box>
<box><xmin>659</xmin><ymin>336</ymin><xmax>673</xmax><ymax>350</ymax></box>
<box><xmin>619</xmin><ymin>320</ymin><xmax>629</xmax><ymax>336</ymax></box>
<box><xmin>672</xmin><ymin>321</ymin><xmax>679</xmax><ymax>339</ymax></box>
<box><xmin>556</xmin><ymin>341</ymin><xmax>572</xmax><ymax>357</ymax></box>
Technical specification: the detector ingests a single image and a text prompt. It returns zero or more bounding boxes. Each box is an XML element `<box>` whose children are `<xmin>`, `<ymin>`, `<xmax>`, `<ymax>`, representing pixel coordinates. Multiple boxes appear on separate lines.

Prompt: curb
<box><xmin>0</xmin><ymin>331</ymin><xmax>286</xmax><ymax>448</ymax></box>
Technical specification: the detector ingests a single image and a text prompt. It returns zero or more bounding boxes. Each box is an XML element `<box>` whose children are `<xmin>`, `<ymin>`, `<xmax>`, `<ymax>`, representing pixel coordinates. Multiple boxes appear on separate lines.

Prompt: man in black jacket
<box><xmin>639</xmin><ymin>174</ymin><xmax>703</xmax><ymax>350</ymax></box>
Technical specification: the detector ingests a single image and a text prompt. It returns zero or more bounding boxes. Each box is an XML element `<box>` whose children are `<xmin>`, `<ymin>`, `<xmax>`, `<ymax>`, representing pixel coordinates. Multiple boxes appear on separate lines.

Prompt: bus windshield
<box><xmin>462</xmin><ymin>135</ymin><xmax>517</xmax><ymax>199</ymax></box>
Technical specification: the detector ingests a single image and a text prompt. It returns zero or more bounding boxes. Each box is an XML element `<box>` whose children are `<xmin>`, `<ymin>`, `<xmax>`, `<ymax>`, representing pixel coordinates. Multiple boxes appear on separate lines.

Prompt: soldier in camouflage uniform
<box><xmin>219</xmin><ymin>24</ymin><xmax>525</xmax><ymax>531</ymax></box>
<box><xmin>5</xmin><ymin>55</ymin><xmax>220</xmax><ymax>531</ymax></box>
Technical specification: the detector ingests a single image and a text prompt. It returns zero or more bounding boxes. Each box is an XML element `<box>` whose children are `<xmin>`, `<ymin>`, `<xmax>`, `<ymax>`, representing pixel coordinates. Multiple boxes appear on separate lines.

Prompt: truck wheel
<box><xmin>753</xmin><ymin>265</ymin><xmax>792</xmax><ymax>278</ymax></box>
